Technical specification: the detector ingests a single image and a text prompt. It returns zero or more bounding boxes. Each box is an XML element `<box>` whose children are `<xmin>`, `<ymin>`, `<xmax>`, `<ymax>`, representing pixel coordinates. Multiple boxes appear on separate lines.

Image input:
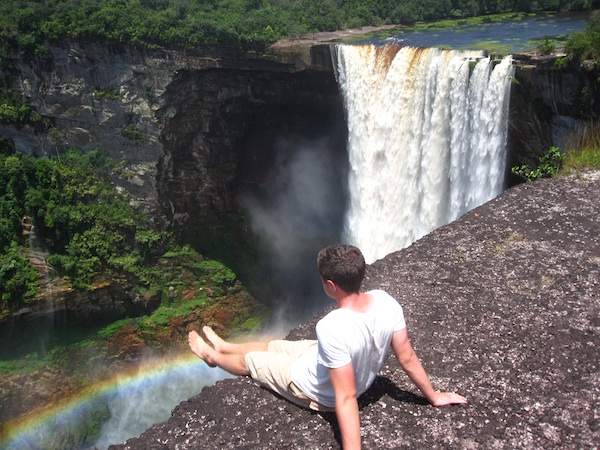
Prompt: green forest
<box><xmin>0</xmin><ymin>145</ymin><xmax>239</xmax><ymax>309</ymax></box>
<box><xmin>1</xmin><ymin>0</ymin><xmax>598</xmax><ymax>60</ymax></box>
<box><xmin>566</xmin><ymin>11</ymin><xmax>600</xmax><ymax>58</ymax></box>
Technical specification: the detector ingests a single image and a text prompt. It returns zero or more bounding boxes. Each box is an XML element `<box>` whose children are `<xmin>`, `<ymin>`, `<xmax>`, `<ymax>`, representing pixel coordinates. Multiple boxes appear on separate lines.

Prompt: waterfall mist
<box><xmin>92</xmin><ymin>360</ymin><xmax>231</xmax><ymax>449</ymax></box>
<box><xmin>239</xmin><ymin>136</ymin><xmax>348</xmax><ymax>318</ymax></box>
<box><xmin>334</xmin><ymin>45</ymin><xmax>514</xmax><ymax>263</ymax></box>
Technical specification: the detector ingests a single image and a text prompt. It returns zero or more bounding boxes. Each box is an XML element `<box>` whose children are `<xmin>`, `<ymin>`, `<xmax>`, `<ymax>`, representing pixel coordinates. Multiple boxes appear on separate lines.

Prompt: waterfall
<box><xmin>333</xmin><ymin>45</ymin><xmax>514</xmax><ymax>263</ymax></box>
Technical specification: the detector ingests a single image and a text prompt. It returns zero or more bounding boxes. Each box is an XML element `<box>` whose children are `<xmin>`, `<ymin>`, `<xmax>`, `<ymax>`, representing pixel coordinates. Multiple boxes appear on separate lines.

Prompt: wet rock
<box><xmin>111</xmin><ymin>172</ymin><xmax>600</xmax><ymax>449</ymax></box>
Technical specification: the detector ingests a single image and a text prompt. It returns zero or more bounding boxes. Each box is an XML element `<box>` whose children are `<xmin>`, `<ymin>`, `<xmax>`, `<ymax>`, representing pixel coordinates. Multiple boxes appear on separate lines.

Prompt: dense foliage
<box><xmin>512</xmin><ymin>146</ymin><xmax>565</xmax><ymax>181</ymax></box>
<box><xmin>0</xmin><ymin>0</ymin><xmax>597</xmax><ymax>59</ymax></box>
<box><xmin>0</xmin><ymin>148</ymin><xmax>236</xmax><ymax>307</ymax></box>
<box><xmin>0</xmin><ymin>242</ymin><xmax>38</xmax><ymax>304</ymax></box>
<box><xmin>538</xmin><ymin>37</ymin><xmax>556</xmax><ymax>55</ymax></box>
<box><xmin>566</xmin><ymin>12</ymin><xmax>600</xmax><ymax>60</ymax></box>
<box><xmin>0</xmin><ymin>89</ymin><xmax>43</xmax><ymax>125</ymax></box>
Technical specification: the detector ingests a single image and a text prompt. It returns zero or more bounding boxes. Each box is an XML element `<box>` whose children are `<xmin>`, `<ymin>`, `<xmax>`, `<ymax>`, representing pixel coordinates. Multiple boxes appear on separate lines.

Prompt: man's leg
<box><xmin>190</xmin><ymin>330</ymin><xmax>328</xmax><ymax>411</ymax></box>
<box><xmin>188</xmin><ymin>330</ymin><xmax>250</xmax><ymax>376</ymax></box>
<box><xmin>202</xmin><ymin>326</ymin><xmax>268</xmax><ymax>354</ymax></box>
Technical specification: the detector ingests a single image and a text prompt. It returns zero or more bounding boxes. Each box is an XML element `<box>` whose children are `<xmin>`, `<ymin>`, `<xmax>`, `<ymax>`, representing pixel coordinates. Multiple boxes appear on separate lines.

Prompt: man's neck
<box><xmin>336</xmin><ymin>291</ymin><xmax>371</xmax><ymax>312</ymax></box>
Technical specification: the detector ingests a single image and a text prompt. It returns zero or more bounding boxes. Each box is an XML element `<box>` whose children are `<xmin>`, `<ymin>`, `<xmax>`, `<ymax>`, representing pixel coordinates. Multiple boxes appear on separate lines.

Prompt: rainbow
<box><xmin>1</xmin><ymin>353</ymin><xmax>227</xmax><ymax>450</ymax></box>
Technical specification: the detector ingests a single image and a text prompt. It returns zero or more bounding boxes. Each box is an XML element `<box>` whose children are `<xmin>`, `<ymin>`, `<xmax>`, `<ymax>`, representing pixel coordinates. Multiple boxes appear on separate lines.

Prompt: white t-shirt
<box><xmin>291</xmin><ymin>289</ymin><xmax>406</xmax><ymax>407</ymax></box>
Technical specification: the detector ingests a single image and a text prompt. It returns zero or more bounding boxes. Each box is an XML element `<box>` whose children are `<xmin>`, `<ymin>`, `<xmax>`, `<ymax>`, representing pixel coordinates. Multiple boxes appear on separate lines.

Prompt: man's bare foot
<box><xmin>188</xmin><ymin>331</ymin><xmax>217</xmax><ymax>367</ymax></box>
<box><xmin>202</xmin><ymin>326</ymin><xmax>228</xmax><ymax>353</ymax></box>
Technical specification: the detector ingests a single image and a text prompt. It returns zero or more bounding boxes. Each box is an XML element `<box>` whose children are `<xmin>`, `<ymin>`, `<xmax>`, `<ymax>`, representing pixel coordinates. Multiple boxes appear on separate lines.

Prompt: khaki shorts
<box><xmin>245</xmin><ymin>339</ymin><xmax>334</xmax><ymax>412</ymax></box>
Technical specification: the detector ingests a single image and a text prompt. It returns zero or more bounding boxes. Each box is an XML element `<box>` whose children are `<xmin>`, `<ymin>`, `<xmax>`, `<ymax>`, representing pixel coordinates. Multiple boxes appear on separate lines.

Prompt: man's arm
<box><xmin>391</xmin><ymin>328</ymin><xmax>467</xmax><ymax>406</ymax></box>
<box><xmin>329</xmin><ymin>363</ymin><xmax>361</xmax><ymax>450</ymax></box>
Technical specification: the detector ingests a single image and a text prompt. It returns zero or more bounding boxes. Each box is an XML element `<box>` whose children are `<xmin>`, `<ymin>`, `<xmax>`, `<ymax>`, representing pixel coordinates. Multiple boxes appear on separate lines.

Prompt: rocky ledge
<box><xmin>112</xmin><ymin>172</ymin><xmax>600</xmax><ymax>449</ymax></box>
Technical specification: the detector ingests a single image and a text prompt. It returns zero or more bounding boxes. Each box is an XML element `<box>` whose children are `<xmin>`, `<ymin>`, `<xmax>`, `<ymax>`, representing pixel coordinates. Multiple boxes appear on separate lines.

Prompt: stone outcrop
<box><xmin>111</xmin><ymin>172</ymin><xmax>600</xmax><ymax>449</ymax></box>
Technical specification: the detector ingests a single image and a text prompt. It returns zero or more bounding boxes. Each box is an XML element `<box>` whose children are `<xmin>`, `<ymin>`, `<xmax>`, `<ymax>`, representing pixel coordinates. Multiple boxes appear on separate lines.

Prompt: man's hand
<box><xmin>428</xmin><ymin>391</ymin><xmax>468</xmax><ymax>407</ymax></box>
<box><xmin>391</xmin><ymin>329</ymin><xmax>467</xmax><ymax>407</ymax></box>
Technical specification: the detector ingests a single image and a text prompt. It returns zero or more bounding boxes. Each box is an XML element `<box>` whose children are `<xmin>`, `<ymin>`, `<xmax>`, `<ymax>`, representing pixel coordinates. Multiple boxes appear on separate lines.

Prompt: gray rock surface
<box><xmin>0</xmin><ymin>41</ymin><xmax>336</xmax><ymax>213</ymax></box>
<box><xmin>110</xmin><ymin>172</ymin><xmax>600</xmax><ymax>449</ymax></box>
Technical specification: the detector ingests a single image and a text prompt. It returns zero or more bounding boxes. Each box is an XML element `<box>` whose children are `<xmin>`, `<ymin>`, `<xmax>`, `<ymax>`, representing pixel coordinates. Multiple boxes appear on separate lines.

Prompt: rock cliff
<box><xmin>3</xmin><ymin>41</ymin><xmax>596</xmax><ymax>293</ymax></box>
<box><xmin>111</xmin><ymin>172</ymin><xmax>600</xmax><ymax>449</ymax></box>
<box><xmin>0</xmin><ymin>41</ymin><xmax>335</xmax><ymax>213</ymax></box>
<box><xmin>508</xmin><ymin>53</ymin><xmax>600</xmax><ymax>176</ymax></box>
<box><xmin>0</xmin><ymin>41</ymin><xmax>347</xmax><ymax>300</ymax></box>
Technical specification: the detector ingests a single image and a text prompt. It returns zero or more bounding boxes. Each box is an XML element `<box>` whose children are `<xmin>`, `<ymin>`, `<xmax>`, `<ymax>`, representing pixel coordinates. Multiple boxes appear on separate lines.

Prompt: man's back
<box><xmin>291</xmin><ymin>290</ymin><xmax>406</xmax><ymax>407</ymax></box>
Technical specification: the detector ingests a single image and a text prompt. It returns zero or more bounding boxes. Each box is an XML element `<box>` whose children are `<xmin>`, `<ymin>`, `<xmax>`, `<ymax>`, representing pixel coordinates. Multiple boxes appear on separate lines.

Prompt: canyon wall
<box><xmin>1</xmin><ymin>41</ymin><xmax>345</xmax><ymax>304</ymax></box>
<box><xmin>2</xmin><ymin>41</ymin><xmax>597</xmax><ymax>295</ymax></box>
<box><xmin>0</xmin><ymin>42</ymin><xmax>335</xmax><ymax>213</ymax></box>
<box><xmin>508</xmin><ymin>53</ymin><xmax>600</xmax><ymax>175</ymax></box>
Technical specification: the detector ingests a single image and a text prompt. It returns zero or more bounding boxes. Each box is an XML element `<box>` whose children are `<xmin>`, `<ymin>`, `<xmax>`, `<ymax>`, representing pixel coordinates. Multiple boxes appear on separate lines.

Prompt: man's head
<box><xmin>317</xmin><ymin>244</ymin><xmax>366</xmax><ymax>294</ymax></box>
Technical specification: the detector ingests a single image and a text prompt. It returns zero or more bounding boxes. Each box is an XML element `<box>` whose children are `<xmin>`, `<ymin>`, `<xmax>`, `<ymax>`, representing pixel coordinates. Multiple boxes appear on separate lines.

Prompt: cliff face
<box><xmin>1</xmin><ymin>42</ymin><xmax>347</xmax><ymax>299</ymax></box>
<box><xmin>508</xmin><ymin>53</ymin><xmax>600</xmax><ymax>177</ymax></box>
<box><xmin>157</xmin><ymin>59</ymin><xmax>346</xmax><ymax>258</ymax></box>
<box><xmin>0</xmin><ymin>41</ymin><xmax>337</xmax><ymax>213</ymax></box>
<box><xmin>1</xmin><ymin>42</ymin><xmax>166</xmax><ymax>211</ymax></box>
<box><xmin>3</xmin><ymin>42</ymin><xmax>596</xmax><ymax>268</ymax></box>
<box><xmin>111</xmin><ymin>171</ymin><xmax>600</xmax><ymax>449</ymax></box>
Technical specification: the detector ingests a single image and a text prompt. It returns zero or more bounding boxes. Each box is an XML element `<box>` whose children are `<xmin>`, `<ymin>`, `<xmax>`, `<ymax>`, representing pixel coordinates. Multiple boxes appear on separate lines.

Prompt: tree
<box><xmin>0</xmin><ymin>242</ymin><xmax>38</xmax><ymax>306</ymax></box>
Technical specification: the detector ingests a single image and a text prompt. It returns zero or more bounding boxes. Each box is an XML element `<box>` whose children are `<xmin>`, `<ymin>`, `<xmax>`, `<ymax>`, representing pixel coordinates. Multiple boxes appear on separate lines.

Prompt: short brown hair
<box><xmin>317</xmin><ymin>244</ymin><xmax>365</xmax><ymax>293</ymax></box>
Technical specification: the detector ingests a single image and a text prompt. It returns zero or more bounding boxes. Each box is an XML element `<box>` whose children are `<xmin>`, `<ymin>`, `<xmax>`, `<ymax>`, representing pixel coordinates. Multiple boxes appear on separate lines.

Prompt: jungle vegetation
<box><xmin>0</xmin><ymin>147</ymin><xmax>237</xmax><ymax>308</ymax></box>
<box><xmin>0</xmin><ymin>0</ymin><xmax>598</xmax><ymax>61</ymax></box>
<box><xmin>565</xmin><ymin>11</ymin><xmax>600</xmax><ymax>60</ymax></box>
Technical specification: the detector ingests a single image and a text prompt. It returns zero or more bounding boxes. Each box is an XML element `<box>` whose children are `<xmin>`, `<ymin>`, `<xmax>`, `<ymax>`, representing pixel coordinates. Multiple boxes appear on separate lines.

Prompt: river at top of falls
<box><xmin>334</xmin><ymin>45</ymin><xmax>514</xmax><ymax>263</ymax></box>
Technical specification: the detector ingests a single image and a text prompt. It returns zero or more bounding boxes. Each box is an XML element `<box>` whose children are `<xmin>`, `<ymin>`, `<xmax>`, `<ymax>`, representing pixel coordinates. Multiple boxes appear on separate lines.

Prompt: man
<box><xmin>188</xmin><ymin>244</ymin><xmax>466</xmax><ymax>449</ymax></box>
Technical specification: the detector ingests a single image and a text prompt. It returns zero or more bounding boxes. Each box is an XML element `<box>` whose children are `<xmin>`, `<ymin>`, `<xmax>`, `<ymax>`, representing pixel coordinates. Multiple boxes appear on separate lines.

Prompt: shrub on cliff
<box><xmin>537</xmin><ymin>37</ymin><xmax>556</xmax><ymax>55</ymax></box>
<box><xmin>0</xmin><ymin>89</ymin><xmax>44</xmax><ymax>126</ymax></box>
<box><xmin>561</xmin><ymin>120</ymin><xmax>600</xmax><ymax>172</ymax></box>
<box><xmin>512</xmin><ymin>146</ymin><xmax>565</xmax><ymax>181</ymax></box>
<box><xmin>0</xmin><ymin>242</ymin><xmax>38</xmax><ymax>305</ymax></box>
<box><xmin>566</xmin><ymin>13</ymin><xmax>600</xmax><ymax>61</ymax></box>
<box><xmin>0</xmin><ymin>153</ymin><xmax>35</xmax><ymax>305</ymax></box>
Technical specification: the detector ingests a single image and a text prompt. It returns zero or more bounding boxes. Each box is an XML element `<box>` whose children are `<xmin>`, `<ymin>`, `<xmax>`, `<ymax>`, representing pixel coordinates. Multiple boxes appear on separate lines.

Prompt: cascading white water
<box><xmin>334</xmin><ymin>45</ymin><xmax>514</xmax><ymax>263</ymax></box>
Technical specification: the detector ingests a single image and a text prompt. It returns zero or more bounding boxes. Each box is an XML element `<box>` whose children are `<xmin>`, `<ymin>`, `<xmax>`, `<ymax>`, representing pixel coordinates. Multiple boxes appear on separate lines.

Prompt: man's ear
<box><xmin>324</xmin><ymin>279</ymin><xmax>336</xmax><ymax>292</ymax></box>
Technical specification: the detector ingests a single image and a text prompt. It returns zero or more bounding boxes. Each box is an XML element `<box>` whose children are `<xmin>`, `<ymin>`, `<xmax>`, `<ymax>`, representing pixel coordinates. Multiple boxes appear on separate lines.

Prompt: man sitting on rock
<box><xmin>188</xmin><ymin>244</ymin><xmax>466</xmax><ymax>450</ymax></box>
